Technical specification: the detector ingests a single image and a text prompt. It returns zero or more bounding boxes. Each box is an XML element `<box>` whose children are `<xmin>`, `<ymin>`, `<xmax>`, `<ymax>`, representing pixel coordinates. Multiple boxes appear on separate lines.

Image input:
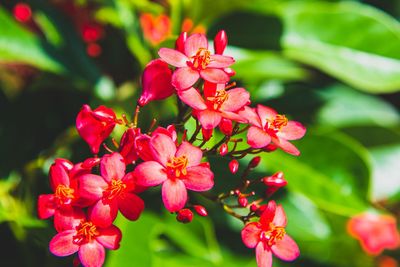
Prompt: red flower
<box><xmin>240</xmin><ymin>105</ymin><xmax>306</xmax><ymax>156</ymax></box>
<box><xmin>347</xmin><ymin>212</ymin><xmax>400</xmax><ymax>255</ymax></box>
<box><xmin>178</xmin><ymin>83</ymin><xmax>249</xmax><ymax>129</ymax></box>
<box><xmin>138</xmin><ymin>59</ymin><xmax>174</xmax><ymax>106</ymax></box>
<box><xmin>135</xmin><ymin>133</ymin><xmax>214</xmax><ymax>212</ymax></box>
<box><xmin>241</xmin><ymin>201</ymin><xmax>300</xmax><ymax>267</ymax></box>
<box><xmin>140</xmin><ymin>13</ymin><xmax>171</xmax><ymax>46</ymax></box>
<box><xmin>79</xmin><ymin>153</ymin><xmax>145</xmax><ymax>227</ymax></box>
<box><xmin>76</xmin><ymin>105</ymin><xmax>117</xmax><ymax>154</ymax></box>
<box><xmin>158</xmin><ymin>33</ymin><xmax>235</xmax><ymax>90</ymax></box>
<box><xmin>49</xmin><ymin>209</ymin><xmax>121</xmax><ymax>267</ymax></box>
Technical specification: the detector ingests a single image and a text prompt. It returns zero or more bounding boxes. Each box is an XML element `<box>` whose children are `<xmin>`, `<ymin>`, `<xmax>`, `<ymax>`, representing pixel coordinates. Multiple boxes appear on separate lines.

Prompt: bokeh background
<box><xmin>0</xmin><ymin>0</ymin><xmax>399</xmax><ymax>266</ymax></box>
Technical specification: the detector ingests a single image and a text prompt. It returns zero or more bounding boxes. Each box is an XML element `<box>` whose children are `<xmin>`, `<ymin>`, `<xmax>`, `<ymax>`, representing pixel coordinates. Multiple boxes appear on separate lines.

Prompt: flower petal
<box><xmin>49</xmin><ymin>163</ymin><xmax>70</xmax><ymax>190</ymax></box>
<box><xmin>49</xmin><ymin>230</ymin><xmax>79</xmax><ymax>256</ymax></box>
<box><xmin>257</xmin><ymin>105</ymin><xmax>277</xmax><ymax>128</ymax></box>
<box><xmin>177</xmin><ymin>87</ymin><xmax>207</xmax><ymax>110</ymax></box>
<box><xmin>89</xmin><ymin>199</ymin><xmax>118</xmax><ymax>228</ymax></box>
<box><xmin>150</xmin><ymin>133</ymin><xmax>177</xmax><ymax>166</ymax></box>
<box><xmin>185</xmin><ymin>33</ymin><xmax>208</xmax><ymax>57</ymax></box>
<box><xmin>38</xmin><ymin>194</ymin><xmax>56</xmax><ymax>219</ymax></box>
<box><xmin>158</xmin><ymin>48</ymin><xmax>188</xmax><ymax>67</ymax></box>
<box><xmin>172</xmin><ymin>67</ymin><xmax>200</xmax><ymax>90</ymax></box>
<box><xmin>54</xmin><ymin>207</ymin><xmax>85</xmax><ymax>232</ymax></box>
<box><xmin>241</xmin><ymin>222</ymin><xmax>262</xmax><ymax>248</ymax></box>
<box><xmin>79</xmin><ymin>241</ymin><xmax>105</xmax><ymax>267</ymax></box>
<box><xmin>197</xmin><ymin>109</ymin><xmax>222</xmax><ymax>130</ymax></box>
<box><xmin>79</xmin><ymin>174</ymin><xmax>108</xmax><ymax>201</ymax></box>
<box><xmin>271</xmin><ymin>235</ymin><xmax>300</xmax><ymax>261</ymax></box>
<box><xmin>183</xmin><ymin>166</ymin><xmax>214</xmax><ymax>191</ymax></box>
<box><xmin>134</xmin><ymin>161</ymin><xmax>167</xmax><ymax>186</ymax></box>
<box><xmin>96</xmin><ymin>225</ymin><xmax>122</xmax><ymax>250</ymax></box>
<box><xmin>200</xmin><ymin>68</ymin><xmax>229</xmax><ymax>84</ymax></box>
<box><xmin>208</xmin><ymin>55</ymin><xmax>235</xmax><ymax>68</ymax></box>
<box><xmin>221</xmin><ymin>88</ymin><xmax>250</xmax><ymax>112</ymax></box>
<box><xmin>273</xmin><ymin>137</ymin><xmax>300</xmax><ymax>156</ymax></box>
<box><xmin>162</xmin><ymin>179</ymin><xmax>187</xmax><ymax>212</ymax></box>
<box><xmin>238</xmin><ymin>106</ymin><xmax>261</xmax><ymax>127</ymax></box>
<box><xmin>256</xmin><ymin>242</ymin><xmax>273</xmax><ymax>267</ymax></box>
<box><xmin>118</xmin><ymin>193</ymin><xmax>145</xmax><ymax>221</ymax></box>
<box><xmin>273</xmin><ymin>204</ymin><xmax>287</xmax><ymax>227</ymax></box>
<box><xmin>260</xmin><ymin>200</ymin><xmax>277</xmax><ymax>226</ymax></box>
<box><xmin>176</xmin><ymin>141</ymin><xmax>203</xmax><ymax>167</ymax></box>
<box><xmin>278</xmin><ymin>121</ymin><xmax>306</xmax><ymax>140</ymax></box>
<box><xmin>100</xmin><ymin>153</ymin><xmax>126</xmax><ymax>182</ymax></box>
<box><xmin>247</xmin><ymin>126</ymin><xmax>272</xmax><ymax>148</ymax></box>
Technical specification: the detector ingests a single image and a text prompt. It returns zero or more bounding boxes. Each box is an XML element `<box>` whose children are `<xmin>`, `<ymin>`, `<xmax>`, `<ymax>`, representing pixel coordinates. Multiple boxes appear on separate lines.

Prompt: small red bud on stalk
<box><xmin>82</xmin><ymin>157</ymin><xmax>101</xmax><ymax>169</ymax></box>
<box><xmin>214</xmin><ymin>30</ymin><xmax>227</xmax><ymax>55</ymax></box>
<box><xmin>175</xmin><ymin>32</ymin><xmax>187</xmax><ymax>53</ymax></box>
<box><xmin>13</xmin><ymin>3</ymin><xmax>32</xmax><ymax>23</ymax></box>
<box><xmin>176</xmin><ymin>209</ymin><xmax>193</xmax><ymax>223</ymax></box>
<box><xmin>219</xmin><ymin>118</ymin><xmax>233</xmax><ymax>136</ymax></box>
<box><xmin>263</xmin><ymin>171</ymin><xmax>288</xmax><ymax>197</ymax></box>
<box><xmin>249</xmin><ymin>156</ymin><xmax>261</xmax><ymax>168</ymax></box>
<box><xmin>202</xmin><ymin>128</ymin><xmax>213</xmax><ymax>141</ymax></box>
<box><xmin>238</xmin><ymin>196</ymin><xmax>248</xmax><ymax>207</ymax></box>
<box><xmin>219</xmin><ymin>143</ymin><xmax>228</xmax><ymax>156</ymax></box>
<box><xmin>194</xmin><ymin>205</ymin><xmax>208</xmax><ymax>216</ymax></box>
<box><xmin>250</xmin><ymin>203</ymin><xmax>259</xmax><ymax>212</ymax></box>
<box><xmin>229</xmin><ymin>159</ymin><xmax>239</xmax><ymax>174</ymax></box>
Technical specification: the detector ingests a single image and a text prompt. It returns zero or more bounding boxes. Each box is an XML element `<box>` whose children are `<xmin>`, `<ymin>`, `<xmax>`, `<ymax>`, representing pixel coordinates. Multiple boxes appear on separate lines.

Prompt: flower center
<box><xmin>259</xmin><ymin>223</ymin><xmax>286</xmax><ymax>247</ymax></box>
<box><xmin>105</xmin><ymin>179</ymin><xmax>127</xmax><ymax>200</ymax></box>
<box><xmin>191</xmin><ymin>48</ymin><xmax>211</xmax><ymax>70</ymax></box>
<box><xmin>166</xmin><ymin>155</ymin><xmax>188</xmax><ymax>178</ymax></box>
<box><xmin>266</xmin><ymin>114</ymin><xmax>288</xmax><ymax>132</ymax></box>
<box><xmin>73</xmin><ymin>222</ymin><xmax>99</xmax><ymax>244</ymax></box>
<box><xmin>54</xmin><ymin>184</ymin><xmax>74</xmax><ymax>205</ymax></box>
<box><xmin>206</xmin><ymin>89</ymin><xmax>228</xmax><ymax>110</ymax></box>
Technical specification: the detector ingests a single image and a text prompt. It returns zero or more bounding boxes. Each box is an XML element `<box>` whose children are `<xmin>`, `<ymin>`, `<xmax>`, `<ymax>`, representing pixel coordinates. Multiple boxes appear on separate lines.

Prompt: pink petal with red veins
<box><xmin>158</xmin><ymin>48</ymin><xmax>189</xmax><ymax>67</ymax></box>
<box><xmin>49</xmin><ymin>163</ymin><xmax>70</xmax><ymax>190</ymax></box>
<box><xmin>273</xmin><ymin>138</ymin><xmax>300</xmax><ymax>156</ymax></box>
<box><xmin>100</xmin><ymin>153</ymin><xmax>126</xmax><ymax>182</ymax></box>
<box><xmin>200</xmin><ymin>68</ymin><xmax>230</xmax><ymax>84</ymax></box>
<box><xmin>162</xmin><ymin>179</ymin><xmax>187</xmax><ymax>212</ymax></box>
<box><xmin>256</xmin><ymin>242</ymin><xmax>273</xmax><ymax>267</ymax></box>
<box><xmin>172</xmin><ymin>67</ymin><xmax>200</xmax><ymax>90</ymax></box>
<box><xmin>183</xmin><ymin>166</ymin><xmax>214</xmax><ymax>191</ymax></box>
<box><xmin>79</xmin><ymin>174</ymin><xmax>108</xmax><ymax>200</ymax></box>
<box><xmin>247</xmin><ymin>126</ymin><xmax>272</xmax><ymax>148</ymax></box>
<box><xmin>118</xmin><ymin>193</ymin><xmax>144</xmax><ymax>221</ymax></box>
<box><xmin>241</xmin><ymin>222</ymin><xmax>262</xmax><ymax>248</ymax></box>
<box><xmin>278</xmin><ymin>121</ymin><xmax>306</xmax><ymax>140</ymax></box>
<box><xmin>257</xmin><ymin>105</ymin><xmax>277</xmax><ymax>128</ymax></box>
<box><xmin>38</xmin><ymin>194</ymin><xmax>55</xmax><ymax>219</ymax></box>
<box><xmin>185</xmin><ymin>33</ymin><xmax>208</xmax><ymax>57</ymax></box>
<box><xmin>54</xmin><ymin>207</ymin><xmax>85</xmax><ymax>232</ymax></box>
<box><xmin>96</xmin><ymin>225</ymin><xmax>122</xmax><ymax>250</ymax></box>
<box><xmin>134</xmin><ymin>161</ymin><xmax>167</xmax><ymax>186</ymax></box>
<box><xmin>89</xmin><ymin>199</ymin><xmax>118</xmax><ymax>228</ymax></box>
<box><xmin>221</xmin><ymin>88</ymin><xmax>250</xmax><ymax>112</ymax></box>
<box><xmin>79</xmin><ymin>241</ymin><xmax>105</xmax><ymax>267</ymax></box>
<box><xmin>273</xmin><ymin>205</ymin><xmax>287</xmax><ymax>227</ymax></box>
<box><xmin>271</xmin><ymin>235</ymin><xmax>300</xmax><ymax>261</ymax></box>
<box><xmin>208</xmin><ymin>55</ymin><xmax>235</xmax><ymax>68</ymax></box>
<box><xmin>150</xmin><ymin>134</ymin><xmax>177</xmax><ymax>167</ymax></box>
<box><xmin>197</xmin><ymin>109</ymin><xmax>222</xmax><ymax>129</ymax></box>
<box><xmin>176</xmin><ymin>141</ymin><xmax>203</xmax><ymax>167</ymax></box>
<box><xmin>49</xmin><ymin>230</ymin><xmax>79</xmax><ymax>256</ymax></box>
<box><xmin>238</xmin><ymin>106</ymin><xmax>261</xmax><ymax>127</ymax></box>
<box><xmin>177</xmin><ymin>87</ymin><xmax>207</xmax><ymax>110</ymax></box>
<box><xmin>260</xmin><ymin>201</ymin><xmax>277</xmax><ymax>226</ymax></box>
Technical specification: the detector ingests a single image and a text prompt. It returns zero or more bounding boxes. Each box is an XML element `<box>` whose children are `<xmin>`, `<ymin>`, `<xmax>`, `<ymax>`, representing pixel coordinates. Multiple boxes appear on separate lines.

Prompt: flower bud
<box><xmin>219</xmin><ymin>118</ymin><xmax>233</xmax><ymax>136</ymax></box>
<box><xmin>202</xmin><ymin>128</ymin><xmax>213</xmax><ymax>141</ymax></box>
<box><xmin>229</xmin><ymin>159</ymin><xmax>239</xmax><ymax>174</ymax></box>
<box><xmin>219</xmin><ymin>143</ymin><xmax>228</xmax><ymax>156</ymax></box>
<box><xmin>214</xmin><ymin>30</ymin><xmax>227</xmax><ymax>55</ymax></box>
<box><xmin>176</xmin><ymin>209</ymin><xmax>193</xmax><ymax>223</ymax></box>
<box><xmin>194</xmin><ymin>205</ymin><xmax>208</xmax><ymax>217</ymax></box>
<box><xmin>264</xmin><ymin>143</ymin><xmax>278</xmax><ymax>152</ymax></box>
<box><xmin>175</xmin><ymin>32</ymin><xmax>187</xmax><ymax>53</ymax></box>
<box><xmin>263</xmin><ymin>171</ymin><xmax>287</xmax><ymax>197</ymax></box>
<box><xmin>238</xmin><ymin>196</ymin><xmax>248</xmax><ymax>207</ymax></box>
<box><xmin>76</xmin><ymin>104</ymin><xmax>117</xmax><ymax>154</ymax></box>
<box><xmin>249</xmin><ymin>156</ymin><xmax>261</xmax><ymax>168</ymax></box>
<box><xmin>13</xmin><ymin>3</ymin><xmax>32</xmax><ymax>23</ymax></box>
<box><xmin>250</xmin><ymin>203</ymin><xmax>259</xmax><ymax>212</ymax></box>
<box><xmin>82</xmin><ymin>157</ymin><xmax>101</xmax><ymax>169</ymax></box>
<box><xmin>138</xmin><ymin>59</ymin><xmax>174</xmax><ymax>106</ymax></box>
<box><xmin>119</xmin><ymin>128</ymin><xmax>141</xmax><ymax>164</ymax></box>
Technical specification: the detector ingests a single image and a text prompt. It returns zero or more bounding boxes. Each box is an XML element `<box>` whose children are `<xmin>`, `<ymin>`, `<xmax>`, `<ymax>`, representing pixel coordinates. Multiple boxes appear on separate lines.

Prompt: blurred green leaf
<box><xmin>280</xmin><ymin>1</ymin><xmax>400</xmax><ymax>93</ymax></box>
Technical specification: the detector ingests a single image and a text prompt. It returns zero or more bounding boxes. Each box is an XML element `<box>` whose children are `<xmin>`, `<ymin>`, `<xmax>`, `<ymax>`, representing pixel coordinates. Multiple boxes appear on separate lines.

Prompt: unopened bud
<box><xmin>249</xmin><ymin>156</ymin><xmax>261</xmax><ymax>168</ymax></box>
<box><xmin>238</xmin><ymin>196</ymin><xmax>248</xmax><ymax>207</ymax></box>
<box><xmin>82</xmin><ymin>157</ymin><xmax>101</xmax><ymax>169</ymax></box>
<box><xmin>176</xmin><ymin>209</ymin><xmax>193</xmax><ymax>223</ymax></box>
<box><xmin>202</xmin><ymin>128</ymin><xmax>213</xmax><ymax>141</ymax></box>
<box><xmin>219</xmin><ymin>118</ymin><xmax>233</xmax><ymax>136</ymax></box>
<box><xmin>214</xmin><ymin>30</ymin><xmax>227</xmax><ymax>55</ymax></box>
<box><xmin>264</xmin><ymin>144</ymin><xmax>278</xmax><ymax>152</ymax></box>
<box><xmin>219</xmin><ymin>143</ymin><xmax>228</xmax><ymax>156</ymax></box>
<box><xmin>250</xmin><ymin>203</ymin><xmax>259</xmax><ymax>212</ymax></box>
<box><xmin>175</xmin><ymin>32</ymin><xmax>187</xmax><ymax>53</ymax></box>
<box><xmin>263</xmin><ymin>171</ymin><xmax>287</xmax><ymax>197</ymax></box>
<box><xmin>229</xmin><ymin>159</ymin><xmax>239</xmax><ymax>174</ymax></box>
<box><xmin>194</xmin><ymin>205</ymin><xmax>208</xmax><ymax>216</ymax></box>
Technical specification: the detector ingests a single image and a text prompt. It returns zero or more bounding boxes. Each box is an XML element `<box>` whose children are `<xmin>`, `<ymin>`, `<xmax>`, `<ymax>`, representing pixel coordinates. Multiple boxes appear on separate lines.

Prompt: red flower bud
<box><xmin>175</xmin><ymin>32</ymin><xmax>187</xmax><ymax>54</ymax></box>
<box><xmin>13</xmin><ymin>3</ymin><xmax>32</xmax><ymax>23</ymax></box>
<box><xmin>138</xmin><ymin>59</ymin><xmax>174</xmax><ymax>106</ymax></box>
<box><xmin>76</xmin><ymin>104</ymin><xmax>117</xmax><ymax>154</ymax></box>
<box><xmin>263</xmin><ymin>171</ymin><xmax>287</xmax><ymax>197</ymax></box>
<box><xmin>264</xmin><ymin>143</ymin><xmax>278</xmax><ymax>152</ymax></box>
<box><xmin>176</xmin><ymin>209</ymin><xmax>193</xmax><ymax>223</ymax></box>
<box><xmin>249</xmin><ymin>156</ymin><xmax>261</xmax><ymax>168</ymax></box>
<box><xmin>238</xmin><ymin>196</ymin><xmax>248</xmax><ymax>207</ymax></box>
<box><xmin>219</xmin><ymin>118</ymin><xmax>233</xmax><ymax>136</ymax></box>
<box><xmin>82</xmin><ymin>157</ymin><xmax>101</xmax><ymax>169</ymax></box>
<box><xmin>119</xmin><ymin>128</ymin><xmax>141</xmax><ymax>164</ymax></box>
<box><xmin>250</xmin><ymin>203</ymin><xmax>259</xmax><ymax>212</ymax></box>
<box><xmin>202</xmin><ymin>128</ymin><xmax>213</xmax><ymax>141</ymax></box>
<box><xmin>214</xmin><ymin>30</ymin><xmax>227</xmax><ymax>55</ymax></box>
<box><xmin>194</xmin><ymin>205</ymin><xmax>208</xmax><ymax>217</ymax></box>
<box><xmin>229</xmin><ymin>159</ymin><xmax>239</xmax><ymax>174</ymax></box>
<box><xmin>219</xmin><ymin>143</ymin><xmax>228</xmax><ymax>156</ymax></box>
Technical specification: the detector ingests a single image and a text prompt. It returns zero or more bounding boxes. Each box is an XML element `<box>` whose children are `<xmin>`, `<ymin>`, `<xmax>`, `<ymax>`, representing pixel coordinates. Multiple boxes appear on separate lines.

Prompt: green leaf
<box><xmin>281</xmin><ymin>1</ymin><xmax>400</xmax><ymax>93</ymax></box>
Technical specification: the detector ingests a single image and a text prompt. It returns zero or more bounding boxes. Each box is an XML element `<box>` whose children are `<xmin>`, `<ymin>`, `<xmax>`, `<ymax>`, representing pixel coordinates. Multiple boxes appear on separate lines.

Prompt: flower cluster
<box><xmin>38</xmin><ymin>31</ymin><xmax>306</xmax><ymax>267</ymax></box>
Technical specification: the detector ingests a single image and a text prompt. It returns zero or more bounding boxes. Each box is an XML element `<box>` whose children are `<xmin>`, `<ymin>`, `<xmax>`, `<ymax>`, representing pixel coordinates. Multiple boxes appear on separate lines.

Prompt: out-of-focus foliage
<box><xmin>0</xmin><ymin>0</ymin><xmax>399</xmax><ymax>266</ymax></box>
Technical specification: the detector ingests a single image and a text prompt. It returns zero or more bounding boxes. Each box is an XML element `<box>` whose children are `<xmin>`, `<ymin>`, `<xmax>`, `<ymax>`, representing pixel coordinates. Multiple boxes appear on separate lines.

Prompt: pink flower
<box><xmin>241</xmin><ymin>201</ymin><xmax>300</xmax><ymax>267</ymax></box>
<box><xmin>347</xmin><ymin>212</ymin><xmax>400</xmax><ymax>255</ymax></box>
<box><xmin>158</xmin><ymin>33</ymin><xmax>235</xmax><ymax>90</ymax></box>
<box><xmin>135</xmin><ymin>133</ymin><xmax>214</xmax><ymax>212</ymax></box>
<box><xmin>240</xmin><ymin>105</ymin><xmax>306</xmax><ymax>156</ymax></box>
<box><xmin>76</xmin><ymin>105</ymin><xmax>117</xmax><ymax>154</ymax></box>
<box><xmin>79</xmin><ymin>153</ymin><xmax>145</xmax><ymax>227</ymax></box>
<box><xmin>138</xmin><ymin>59</ymin><xmax>174</xmax><ymax>106</ymax></box>
<box><xmin>49</xmin><ymin>209</ymin><xmax>121</xmax><ymax>267</ymax></box>
<box><xmin>178</xmin><ymin>82</ymin><xmax>250</xmax><ymax>129</ymax></box>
